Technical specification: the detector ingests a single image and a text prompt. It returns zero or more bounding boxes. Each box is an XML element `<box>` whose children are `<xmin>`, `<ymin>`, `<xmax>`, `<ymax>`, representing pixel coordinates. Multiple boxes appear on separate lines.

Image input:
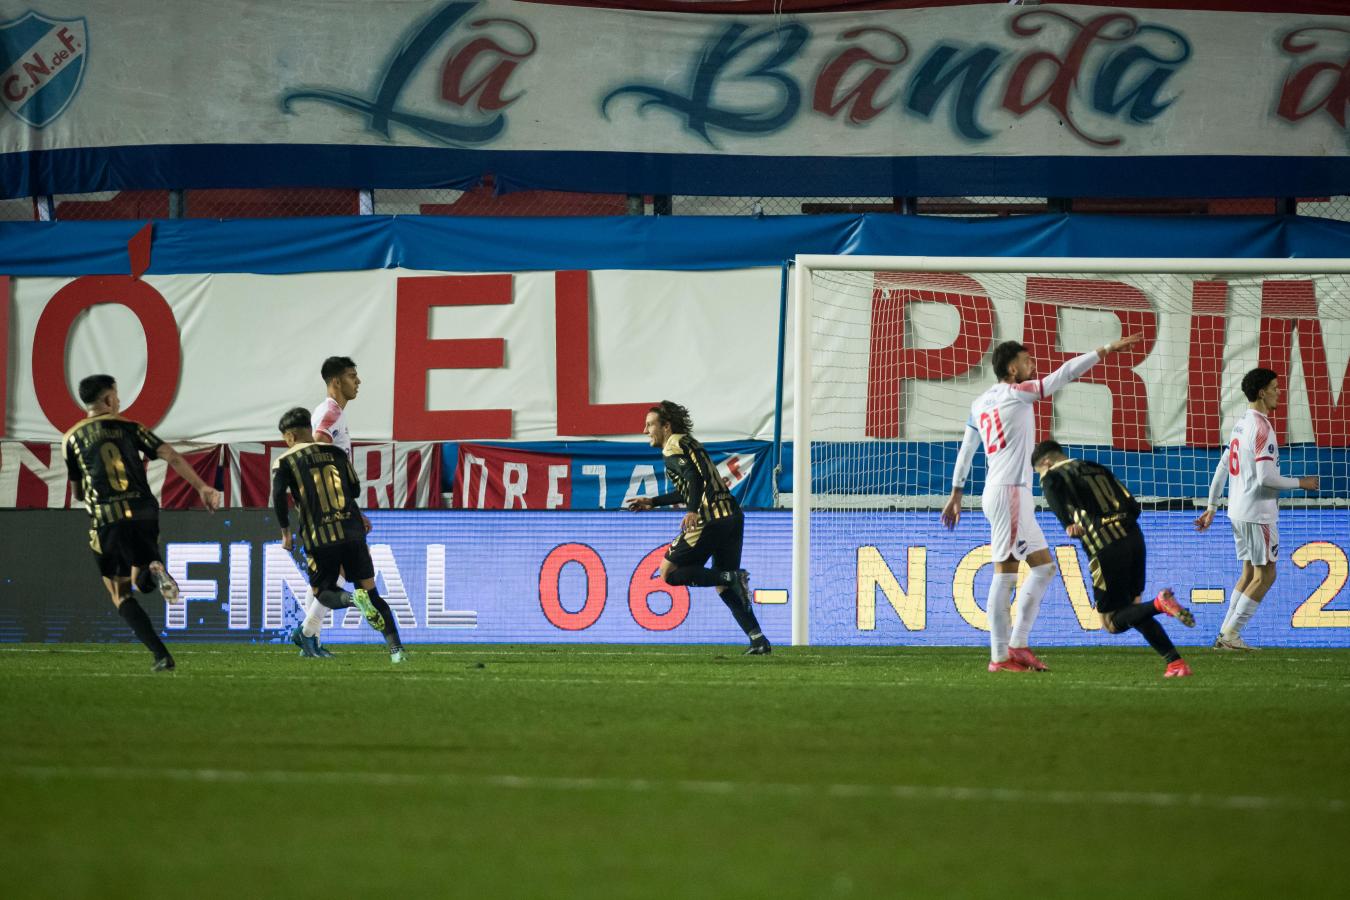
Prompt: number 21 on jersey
<box><xmin>979</xmin><ymin>409</ymin><xmax>1008</xmax><ymax>454</ymax></box>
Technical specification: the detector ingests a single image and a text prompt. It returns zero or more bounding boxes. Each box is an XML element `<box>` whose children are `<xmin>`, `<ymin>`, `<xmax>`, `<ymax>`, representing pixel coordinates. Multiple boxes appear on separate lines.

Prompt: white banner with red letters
<box><xmin>0</xmin><ymin>440</ymin><xmax>221</xmax><ymax>509</ymax></box>
<box><xmin>3</xmin><ymin>267</ymin><xmax>782</xmax><ymax>444</ymax></box>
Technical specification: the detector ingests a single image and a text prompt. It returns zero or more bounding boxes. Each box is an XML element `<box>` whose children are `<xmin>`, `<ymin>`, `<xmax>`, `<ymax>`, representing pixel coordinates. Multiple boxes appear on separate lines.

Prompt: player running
<box><xmin>1195</xmin><ymin>368</ymin><xmax>1319</xmax><ymax>651</ymax></box>
<box><xmin>941</xmin><ymin>333</ymin><xmax>1144</xmax><ymax>672</ymax></box>
<box><xmin>272</xmin><ymin>407</ymin><xmax>405</xmax><ymax>663</ymax></box>
<box><xmin>626</xmin><ymin>401</ymin><xmax>769</xmax><ymax>655</ymax></box>
<box><xmin>1032</xmin><ymin>440</ymin><xmax>1195</xmax><ymax>677</ymax></box>
<box><xmin>294</xmin><ymin>355</ymin><xmax>367</xmax><ymax>657</ymax></box>
<box><xmin>63</xmin><ymin>375</ymin><xmax>222</xmax><ymax>671</ymax></box>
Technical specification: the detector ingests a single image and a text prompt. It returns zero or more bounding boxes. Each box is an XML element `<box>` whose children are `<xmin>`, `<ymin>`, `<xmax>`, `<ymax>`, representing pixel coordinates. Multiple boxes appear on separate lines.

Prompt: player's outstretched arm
<box><xmin>157</xmin><ymin>444</ymin><xmax>222</xmax><ymax>511</ymax></box>
<box><xmin>1036</xmin><ymin>333</ymin><xmax>1146</xmax><ymax>400</ymax></box>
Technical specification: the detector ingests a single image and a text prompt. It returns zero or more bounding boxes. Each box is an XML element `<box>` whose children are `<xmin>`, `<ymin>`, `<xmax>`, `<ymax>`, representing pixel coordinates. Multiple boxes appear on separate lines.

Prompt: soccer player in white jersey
<box><xmin>1195</xmin><ymin>368</ymin><xmax>1319</xmax><ymax>651</ymax></box>
<box><xmin>941</xmin><ymin>333</ymin><xmax>1144</xmax><ymax>672</ymax></box>
<box><xmin>290</xmin><ymin>356</ymin><xmax>367</xmax><ymax>658</ymax></box>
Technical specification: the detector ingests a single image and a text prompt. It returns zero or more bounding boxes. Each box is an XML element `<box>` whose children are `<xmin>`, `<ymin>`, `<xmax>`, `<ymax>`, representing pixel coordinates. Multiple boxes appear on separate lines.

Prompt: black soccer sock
<box><xmin>1134</xmin><ymin>618</ymin><xmax>1181</xmax><ymax>663</ymax></box>
<box><xmin>717</xmin><ymin>587</ymin><xmax>765</xmax><ymax>641</ymax></box>
<box><xmin>663</xmin><ymin>565</ymin><xmax>729</xmax><ymax>588</ymax></box>
<box><xmin>118</xmin><ymin>597</ymin><xmax>170</xmax><ymax>661</ymax></box>
<box><xmin>1108</xmin><ymin>602</ymin><xmax>1161</xmax><ymax>631</ymax></box>
<box><xmin>317</xmin><ymin>589</ymin><xmax>354</xmax><ymax>610</ymax></box>
<box><xmin>366</xmin><ymin>590</ymin><xmax>402</xmax><ymax>650</ymax></box>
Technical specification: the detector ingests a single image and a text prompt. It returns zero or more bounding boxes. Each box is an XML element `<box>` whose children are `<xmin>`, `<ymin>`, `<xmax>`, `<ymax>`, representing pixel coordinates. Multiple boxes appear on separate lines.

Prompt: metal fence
<box><xmin>4</xmin><ymin>188</ymin><xmax>1346</xmax><ymax>221</ymax></box>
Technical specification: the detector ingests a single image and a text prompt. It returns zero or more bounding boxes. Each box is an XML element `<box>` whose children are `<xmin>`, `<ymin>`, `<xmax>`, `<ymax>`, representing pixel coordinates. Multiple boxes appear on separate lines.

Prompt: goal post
<box><xmin>790</xmin><ymin>255</ymin><xmax>1350</xmax><ymax>647</ymax></box>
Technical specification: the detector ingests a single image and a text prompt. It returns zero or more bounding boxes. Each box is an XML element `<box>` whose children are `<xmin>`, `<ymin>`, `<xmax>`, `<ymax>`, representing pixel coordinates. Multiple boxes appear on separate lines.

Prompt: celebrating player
<box><xmin>941</xmin><ymin>333</ymin><xmax>1144</xmax><ymax>672</ymax></box>
<box><xmin>272</xmin><ymin>407</ymin><xmax>405</xmax><ymax>663</ymax></box>
<box><xmin>1195</xmin><ymin>368</ymin><xmax>1319</xmax><ymax>651</ymax></box>
<box><xmin>63</xmin><ymin>375</ymin><xmax>222</xmax><ymax>671</ymax></box>
<box><xmin>295</xmin><ymin>355</ymin><xmax>367</xmax><ymax>657</ymax></box>
<box><xmin>1032</xmin><ymin>441</ymin><xmax>1195</xmax><ymax>677</ymax></box>
<box><xmin>626</xmin><ymin>401</ymin><xmax>770</xmax><ymax>655</ymax></box>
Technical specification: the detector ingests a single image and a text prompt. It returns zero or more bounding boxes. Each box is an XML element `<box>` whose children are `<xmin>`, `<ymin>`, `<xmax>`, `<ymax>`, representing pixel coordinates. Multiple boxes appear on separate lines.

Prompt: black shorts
<box><xmin>665</xmin><ymin>512</ymin><xmax>743</xmax><ymax>572</ymax></box>
<box><xmin>1089</xmin><ymin>529</ymin><xmax>1147</xmax><ymax>613</ymax></box>
<box><xmin>306</xmin><ymin>541</ymin><xmax>376</xmax><ymax>593</ymax></box>
<box><xmin>90</xmin><ymin>519</ymin><xmax>162</xmax><ymax>580</ymax></box>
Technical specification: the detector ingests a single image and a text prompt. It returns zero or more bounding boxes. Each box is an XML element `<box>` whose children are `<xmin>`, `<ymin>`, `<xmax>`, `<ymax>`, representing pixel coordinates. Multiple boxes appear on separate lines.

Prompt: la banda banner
<box><xmin>2</xmin><ymin>508</ymin><xmax>1345</xmax><ymax>647</ymax></box>
<box><xmin>1</xmin><ymin>1</ymin><xmax>1348</xmax><ymax>198</ymax></box>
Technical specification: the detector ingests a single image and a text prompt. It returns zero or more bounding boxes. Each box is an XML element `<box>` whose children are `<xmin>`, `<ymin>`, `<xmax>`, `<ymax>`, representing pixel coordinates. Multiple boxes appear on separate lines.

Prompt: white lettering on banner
<box><xmin>228</xmin><ymin>543</ymin><xmax>251</xmax><ymax>630</ymax></box>
<box><xmin>165</xmin><ymin>543</ymin><xmax>222</xmax><ymax>630</ymax></box>
<box><xmin>0</xmin><ymin>442</ymin><xmax>72</xmax><ymax>508</ymax></box>
<box><xmin>263</xmin><ymin>543</ymin><xmax>315</xmax><ymax>630</ymax></box>
<box><xmin>354</xmin><ymin>445</ymin><xmax>394</xmax><ymax>508</ymax></box>
<box><xmin>546</xmin><ymin>465</ymin><xmax>568</xmax><ymax>510</ymax></box>
<box><xmin>582</xmin><ymin>464</ymin><xmax>607</xmax><ymax>508</ymax></box>
<box><xmin>503</xmin><ymin>461</ymin><xmax>528</xmax><ymax>509</ymax></box>
<box><xmin>461</xmin><ymin>454</ymin><xmax>489</xmax><ymax>508</ymax></box>
<box><xmin>340</xmin><ymin>544</ymin><xmax>418</xmax><ymax>628</ymax></box>
<box><xmin>423</xmin><ymin>543</ymin><xmax>479</xmax><ymax>628</ymax></box>
<box><xmin>623</xmin><ymin>465</ymin><xmax>659</xmax><ymax>508</ymax></box>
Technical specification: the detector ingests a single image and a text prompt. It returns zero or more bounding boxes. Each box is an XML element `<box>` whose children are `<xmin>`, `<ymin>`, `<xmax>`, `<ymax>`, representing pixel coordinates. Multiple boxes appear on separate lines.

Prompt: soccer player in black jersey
<box><xmin>272</xmin><ymin>407</ymin><xmax>405</xmax><ymax>663</ymax></box>
<box><xmin>1031</xmin><ymin>440</ymin><xmax>1195</xmax><ymax>677</ymax></box>
<box><xmin>63</xmin><ymin>375</ymin><xmax>222</xmax><ymax>671</ymax></box>
<box><xmin>626</xmin><ymin>401</ymin><xmax>770</xmax><ymax>655</ymax></box>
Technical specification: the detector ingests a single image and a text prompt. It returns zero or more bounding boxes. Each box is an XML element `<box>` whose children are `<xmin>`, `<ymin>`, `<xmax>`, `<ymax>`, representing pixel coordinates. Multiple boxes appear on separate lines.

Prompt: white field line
<box><xmin>10</xmin><ymin>668</ymin><xmax>1350</xmax><ymax>693</ymax></box>
<box><xmin>10</xmin><ymin>763</ymin><xmax>1344</xmax><ymax>815</ymax></box>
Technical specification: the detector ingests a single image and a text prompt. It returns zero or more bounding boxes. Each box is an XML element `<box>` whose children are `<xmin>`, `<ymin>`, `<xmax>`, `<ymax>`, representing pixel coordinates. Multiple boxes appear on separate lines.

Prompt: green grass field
<box><xmin>2</xmin><ymin>643</ymin><xmax>1347</xmax><ymax>899</ymax></box>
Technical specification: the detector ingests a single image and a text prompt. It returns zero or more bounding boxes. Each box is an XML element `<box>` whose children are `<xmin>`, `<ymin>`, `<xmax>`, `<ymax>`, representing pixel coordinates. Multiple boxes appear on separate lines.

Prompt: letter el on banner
<box><xmin>448</xmin><ymin>441</ymin><xmax>774</xmax><ymax>510</ymax></box>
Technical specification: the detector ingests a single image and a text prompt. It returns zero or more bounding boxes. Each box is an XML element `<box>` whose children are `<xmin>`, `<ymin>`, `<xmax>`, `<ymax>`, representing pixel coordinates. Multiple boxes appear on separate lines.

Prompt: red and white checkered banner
<box><xmin>225</xmin><ymin>442</ymin><xmax>440</xmax><ymax>510</ymax></box>
<box><xmin>0</xmin><ymin>441</ymin><xmax>222</xmax><ymax>509</ymax></box>
<box><xmin>0</xmin><ymin>440</ymin><xmax>438</xmax><ymax>509</ymax></box>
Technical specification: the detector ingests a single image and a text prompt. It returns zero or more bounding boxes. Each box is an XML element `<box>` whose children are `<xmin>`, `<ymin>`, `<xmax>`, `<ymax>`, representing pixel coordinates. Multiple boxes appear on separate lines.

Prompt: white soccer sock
<box><xmin>302</xmin><ymin>596</ymin><xmax>326</xmax><ymax>639</ymax></box>
<box><xmin>987</xmin><ymin>573</ymin><xmax>1018</xmax><ymax>662</ymax></box>
<box><xmin>1230</xmin><ymin>595</ymin><xmax>1262</xmax><ymax>636</ymax></box>
<box><xmin>1010</xmin><ymin>563</ymin><xmax>1054</xmax><ymax>648</ymax></box>
<box><xmin>1219</xmin><ymin>588</ymin><xmax>1244</xmax><ymax>635</ymax></box>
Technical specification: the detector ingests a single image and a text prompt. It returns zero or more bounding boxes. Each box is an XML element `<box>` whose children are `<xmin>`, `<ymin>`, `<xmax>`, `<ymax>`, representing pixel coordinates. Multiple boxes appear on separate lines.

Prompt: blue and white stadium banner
<box><xmin>444</xmin><ymin>440</ymin><xmax>776</xmax><ymax>509</ymax></box>
<box><xmin>2</xmin><ymin>508</ymin><xmax>1346</xmax><ymax>647</ymax></box>
<box><xmin>1</xmin><ymin>0</ymin><xmax>1348</xmax><ymax>198</ymax></box>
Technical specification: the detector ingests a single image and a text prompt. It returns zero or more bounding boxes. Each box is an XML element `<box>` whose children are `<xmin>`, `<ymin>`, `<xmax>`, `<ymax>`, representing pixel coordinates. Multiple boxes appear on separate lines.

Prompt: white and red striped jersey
<box><xmin>953</xmin><ymin>351</ymin><xmax>1101</xmax><ymax>490</ymax></box>
<box><xmin>1213</xmin><ymin>409</ymin><xmax>1300</xmax><ymax>524</ymax></box>
<box><xmin>311</xmin><ymin>397</ymin><xmax>351</xmax><ymax>459</ymax></box>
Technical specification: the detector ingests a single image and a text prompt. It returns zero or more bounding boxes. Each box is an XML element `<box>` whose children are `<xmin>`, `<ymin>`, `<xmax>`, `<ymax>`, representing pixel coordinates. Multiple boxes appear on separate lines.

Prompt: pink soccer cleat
<box><xmin>1164</xmin><ymin>659</ymin><xmax>1194</xmax><ymax>678</ymax></box>
<box><xmin>988</xmin><ymin>659</ymin><xmax>1030</xmax><ymax>673</ymax></box>
<box><xmin>1152</xmin><ymin>589</ymin><xmax>1195</xmax><ymax>627</ymax></box>
<box><xmin>1007</xmin><ymin>646</ymin><xmax>1049</xmax><ymax>671</ymax></box>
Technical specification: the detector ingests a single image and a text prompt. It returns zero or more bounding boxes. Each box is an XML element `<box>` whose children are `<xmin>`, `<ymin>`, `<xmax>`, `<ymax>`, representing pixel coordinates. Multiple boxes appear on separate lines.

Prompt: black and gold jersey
<box><xmin>271</xmin><ymin>442</ymin><xmax>364</xmax><ymax>552</ymax></box>
<box><xmin>1040</xmin><ymin>458</ymin><xmax>1142</xmax><ymax>556</ymax></box>
<box><xmin>63</xmin><ymin>414</ymin><xmax>164</xmax><ymax>526</ymax></box>
<box><xmin>656</xmin><ymin>433</ymin><xmax>739</xmax><ymax>522</ymax></box>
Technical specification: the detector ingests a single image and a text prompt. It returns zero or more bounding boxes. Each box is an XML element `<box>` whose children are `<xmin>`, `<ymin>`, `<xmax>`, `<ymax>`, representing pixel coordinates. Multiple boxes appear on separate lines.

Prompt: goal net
<box><xmin>790</xmin><ymin>256</ymin><xmax>1350</xmax><ymax>648</ymax></box>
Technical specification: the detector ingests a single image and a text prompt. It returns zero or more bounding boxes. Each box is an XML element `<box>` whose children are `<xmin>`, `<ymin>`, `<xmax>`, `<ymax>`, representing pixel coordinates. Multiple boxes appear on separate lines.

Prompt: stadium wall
<box><xmin>2</xmin><ymin>508</ymin><xmax>1345</xmax><ymax>647</ymax></box>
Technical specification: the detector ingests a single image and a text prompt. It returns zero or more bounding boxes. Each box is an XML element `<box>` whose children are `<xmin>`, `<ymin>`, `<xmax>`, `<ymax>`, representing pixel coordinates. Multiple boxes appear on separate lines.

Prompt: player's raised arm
<box><xmin>941</xmin><ymin>419</ymin><xmax>981</xmax><ymax>529</ymax></box>
<box><xmin>1032</xmin><ymin>333</ymin><xmax>1146</xmax><ymax>400</ymax></box>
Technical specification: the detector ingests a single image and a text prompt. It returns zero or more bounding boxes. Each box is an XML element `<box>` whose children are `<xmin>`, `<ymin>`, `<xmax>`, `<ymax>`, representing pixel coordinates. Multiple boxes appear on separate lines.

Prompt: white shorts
<box><xmin>981</xmin><ymin>484</ymin><xmax>1048</xmax><ymax>562</ymax></box>
<box><xmin>1232</xmin><ymin>520</ymin><xmax>1279</xmax><ymax>566</ymax></box>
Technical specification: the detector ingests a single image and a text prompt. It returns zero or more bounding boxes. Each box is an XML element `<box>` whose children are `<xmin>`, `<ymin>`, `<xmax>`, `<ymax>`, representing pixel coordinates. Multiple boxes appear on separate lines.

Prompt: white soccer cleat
<box><xmin>1213</xmin><ymin>633</ymin><xmax>1258</xmax><ymax>651</ymax></box>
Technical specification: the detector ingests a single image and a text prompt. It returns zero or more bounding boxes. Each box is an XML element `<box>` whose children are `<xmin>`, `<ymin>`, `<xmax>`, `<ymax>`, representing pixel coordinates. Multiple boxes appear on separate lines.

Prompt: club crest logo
<box><xmin>0</xmin><ymin>10</ymin><xmax>88</xmax><ymax>128</ymax></box>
